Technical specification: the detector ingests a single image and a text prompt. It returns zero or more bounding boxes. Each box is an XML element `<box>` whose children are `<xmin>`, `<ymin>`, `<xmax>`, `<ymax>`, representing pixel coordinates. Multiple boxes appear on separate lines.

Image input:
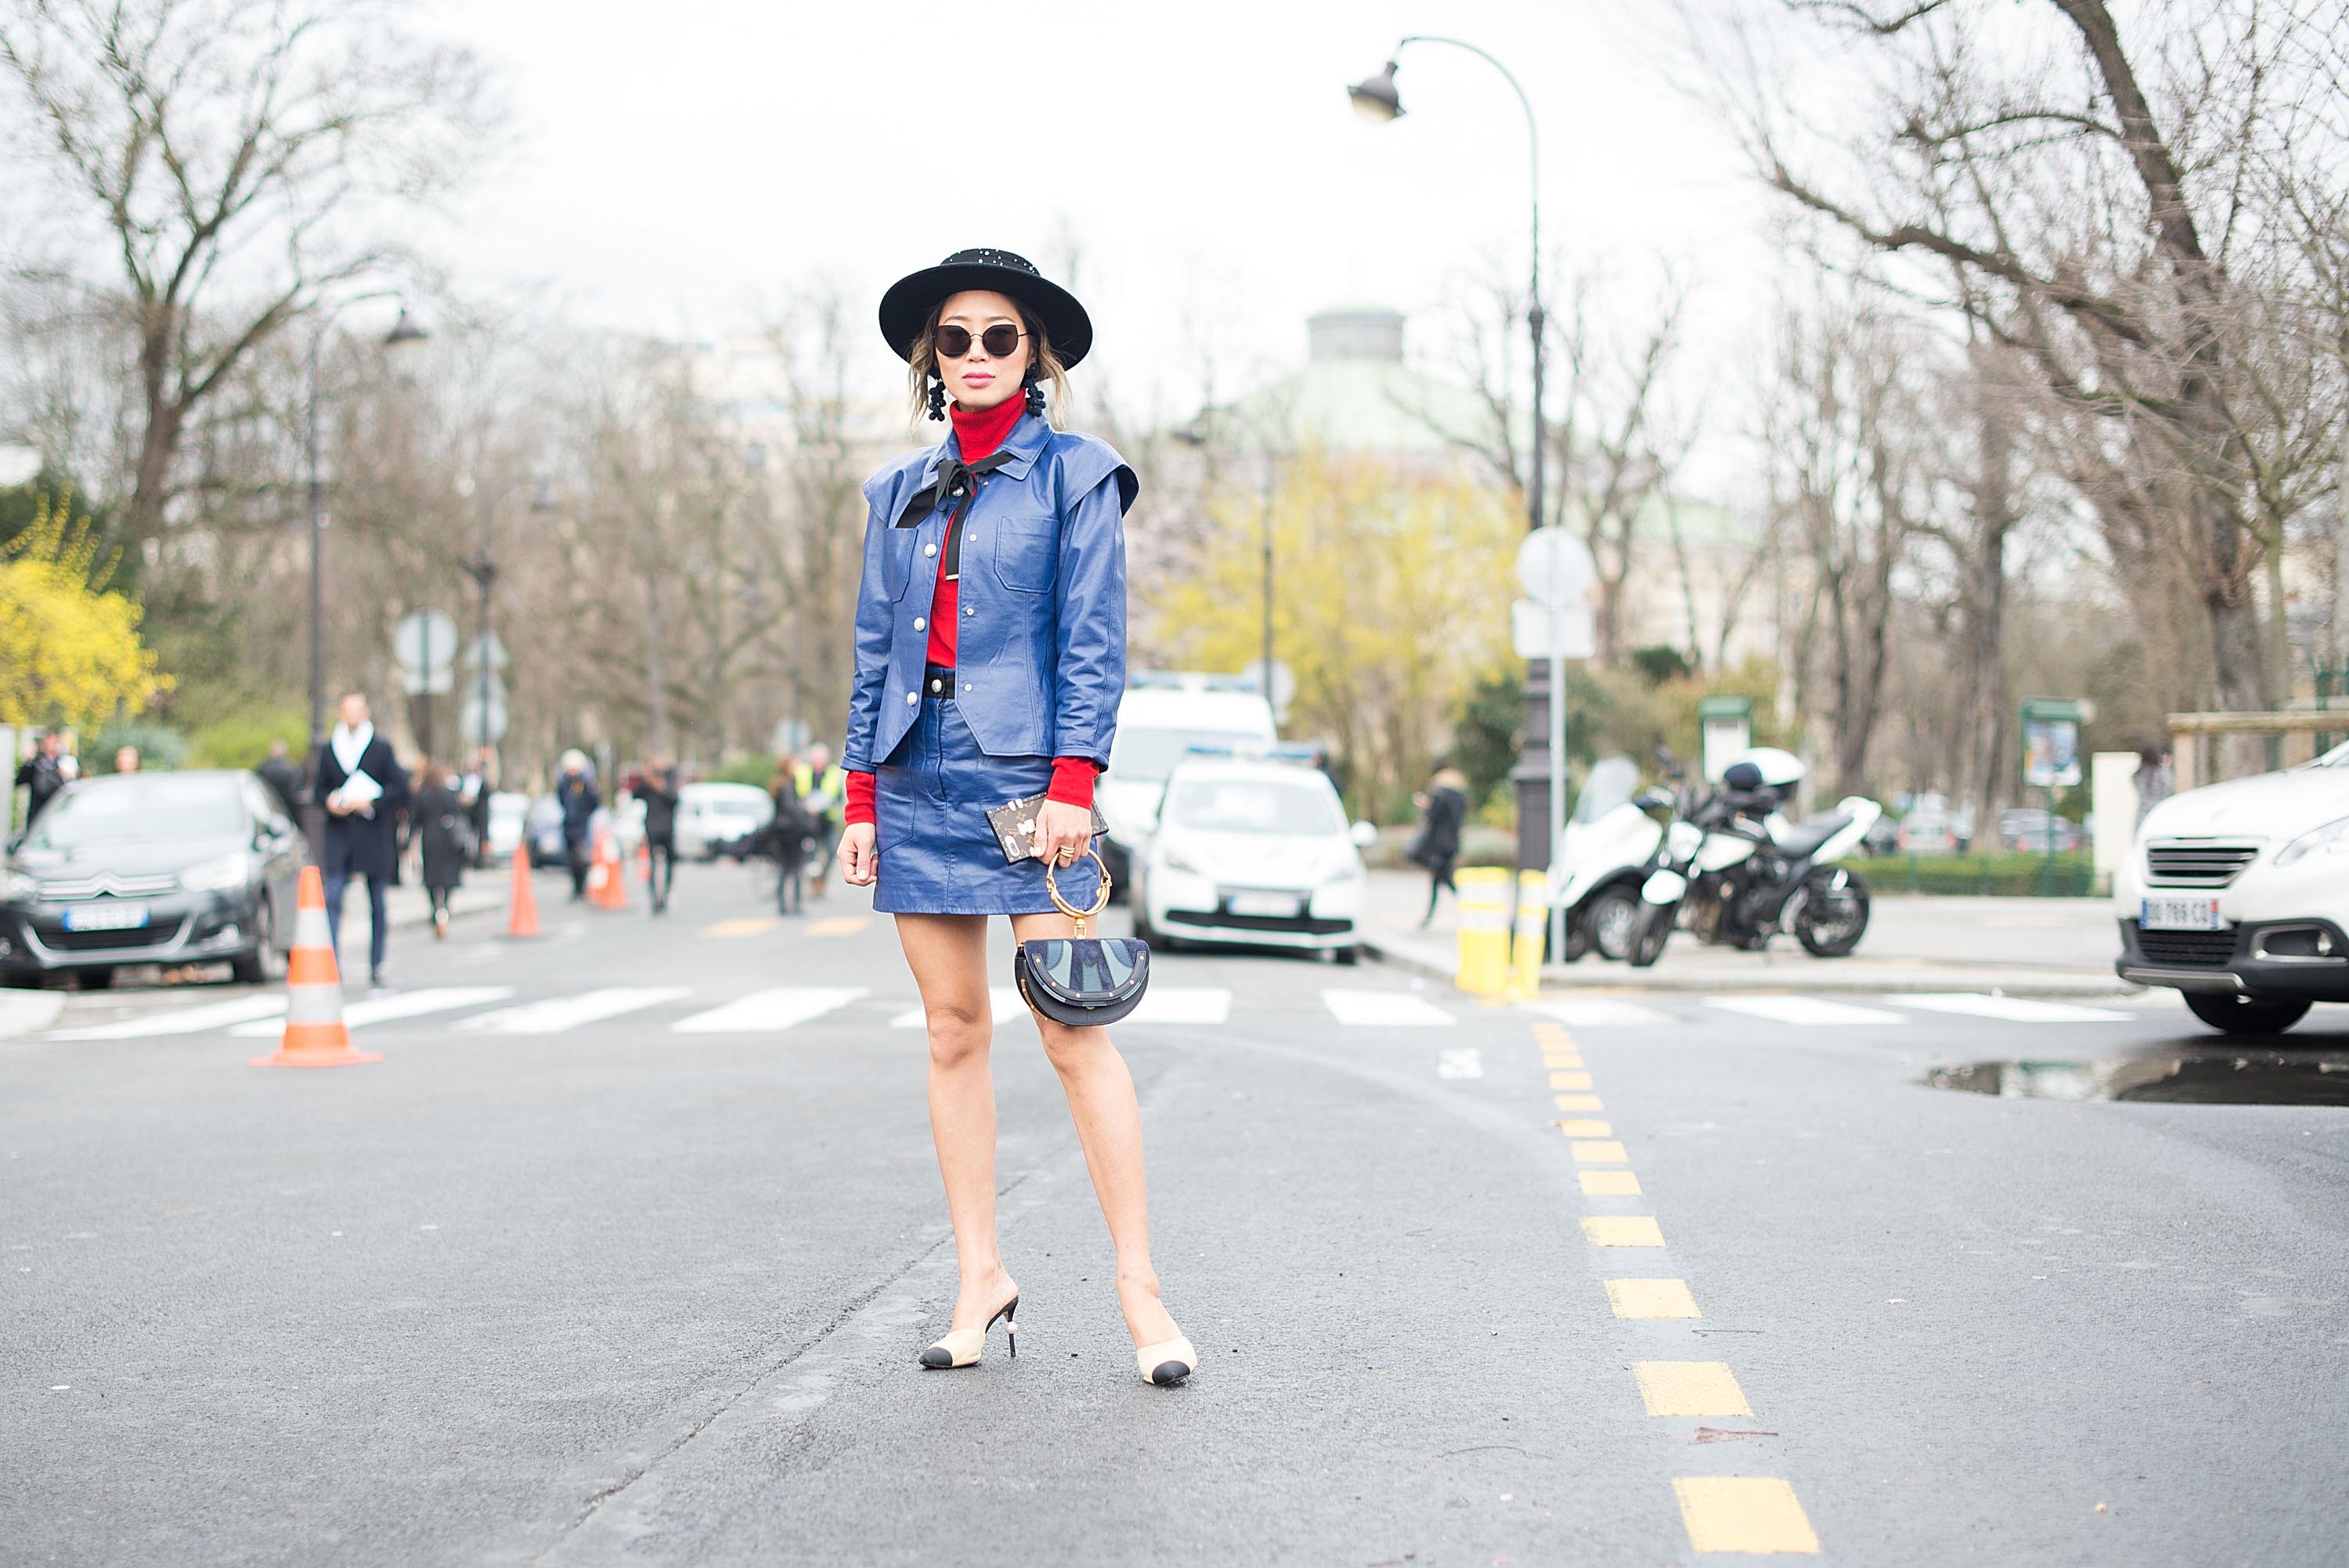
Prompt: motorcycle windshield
<box><xmin>1573</xmin><ymin>755</ymin><xmax>1640</xmax><ymax>825</ymax></box>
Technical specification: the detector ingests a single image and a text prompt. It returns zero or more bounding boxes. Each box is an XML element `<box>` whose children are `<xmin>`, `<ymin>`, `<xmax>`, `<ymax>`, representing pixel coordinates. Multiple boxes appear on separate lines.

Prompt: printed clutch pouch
<box><xmin>983</xmin><ymin>791</ymin><xmax>1110</xmax><ymax>866</ymax></box>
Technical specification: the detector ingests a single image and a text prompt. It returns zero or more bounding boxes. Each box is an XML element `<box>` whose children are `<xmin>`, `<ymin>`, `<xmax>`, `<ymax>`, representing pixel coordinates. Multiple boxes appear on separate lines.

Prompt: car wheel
<box><xmin>2183</xmin><ymin>991</ymin><xmax>2310</xmax><ymax>1036</ymax></box>
<box><xmin>229</xmin><ymin>900</ymin><xmax>284</xmax><ymax>986</ymax></box>
<box><xmin>78</xmin><ymin>966</ymin><xmax>117</xmax><ymax>990</ymax></box>
<box><xmin>1587</xmin><ymin>887</ymin><xmax>1643</xmax><ymax>962</ymax></box>
<box><xmin>1</xmin><ymin>968</ymin><xmax>47</xmax><ymax>989</ymax></box>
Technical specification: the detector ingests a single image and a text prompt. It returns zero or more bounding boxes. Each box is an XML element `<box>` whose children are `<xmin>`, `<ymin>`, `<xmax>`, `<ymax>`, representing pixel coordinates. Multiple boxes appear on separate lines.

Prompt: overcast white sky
<box><xmin>424</xmin><ymin>1</ymin><xmax>1784</xmax><ymax>482</ymax></box>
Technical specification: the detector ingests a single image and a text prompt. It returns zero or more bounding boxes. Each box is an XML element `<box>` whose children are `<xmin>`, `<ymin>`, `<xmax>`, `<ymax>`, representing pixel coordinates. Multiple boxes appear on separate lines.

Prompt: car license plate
<box><xmin>63</xmin><ymin>902</ymin><xmax>149</xmax><ymax>932</ymax></box>
<box><xmin>2141</xmin><ymin>896</ymin><xmax>2222</xmax><ymax>932</ymax></box>
<box><xmin>1225</xmin><ymin>890</ymin><xmax>1302</xmax><ymax>919</ymax></box>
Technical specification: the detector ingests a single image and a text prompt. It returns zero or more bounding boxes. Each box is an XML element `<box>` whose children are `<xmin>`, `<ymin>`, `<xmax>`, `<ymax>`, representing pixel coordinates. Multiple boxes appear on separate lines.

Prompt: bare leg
<box><xmin>895</xmin><ymin>913</ymin><xmax>1017</xmax><ymax>1332</ymax></box>
<box><xmin>1010</xmin><ymin>909</ymin><xmax>1182</xmax><ymax>1349</ymax></box>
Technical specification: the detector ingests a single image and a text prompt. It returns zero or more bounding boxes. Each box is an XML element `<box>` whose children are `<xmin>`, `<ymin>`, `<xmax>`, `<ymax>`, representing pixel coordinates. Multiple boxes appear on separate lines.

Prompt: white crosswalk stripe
<box><xmin>1705</xmin><ymin>995</ymin><xmax>1907</xmax><ymax>1026</ymax></box>
<box><xmin>1438</xmin><ymin>1047</ymin><xmax>1484</xmax><ymax>1078</ymax></box>
<box><xmin>1322</xmin><ymin>989</ymin><xmax>1456</xmax><ymax>1027</ymax></box>
<box><xmin>890</xmin><ymin>987</ymin><xmax>1027</xmax><ymax>1029</ymax></box>
<box><xmin>1125</xmin><ymin>986</ymin><xmax>1232</xmax><ymax>1026</ymax></box>
<box><xmin>1893</xmin><ymin>992</ymin><xmax>2131</xmax><ymax>1023</ymax></box>
<box><xmin>454</xmin><ymin>987</ymin><xmax>692</xmax><ymax>1036</ymax></box>
<box><xmin>1525</xmin><ymin>998</ymin><xmax>1676</xmax><ymax>1028</ymax></box>
<box><xmin>226</xmin><ymin>986</ymin><xmax>514</xmax><ymax>1037</ymax></box>
<box><xmin>48</xmin><ymin>995</ymin><xmax>287</xmax><ymax>1040</ymax></box>
<box><xmin>671</xmin><ymin>987</ymin><xmax>867</xmax><ymax>1034</ymax></box>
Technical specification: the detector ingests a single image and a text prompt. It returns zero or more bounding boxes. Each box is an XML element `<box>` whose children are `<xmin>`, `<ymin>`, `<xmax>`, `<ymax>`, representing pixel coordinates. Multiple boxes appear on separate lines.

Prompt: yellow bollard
<box><xmin>1506</xmin><ymin>869</ymin><xmax>1548</xmax><ymax>999</ymax></box>
<box><xmin>1454</xmin><ymin>867</ymin><xmax>1512</xmax><ymax>997</ymax></box>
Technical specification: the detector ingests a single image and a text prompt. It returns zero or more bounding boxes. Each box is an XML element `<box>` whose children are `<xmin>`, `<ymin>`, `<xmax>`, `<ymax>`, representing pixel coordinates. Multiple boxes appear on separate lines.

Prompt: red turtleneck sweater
<box><xmin>843</xmin><ymin>398</ymin><xmax>1098</xmax><ymax>829</ymax></box>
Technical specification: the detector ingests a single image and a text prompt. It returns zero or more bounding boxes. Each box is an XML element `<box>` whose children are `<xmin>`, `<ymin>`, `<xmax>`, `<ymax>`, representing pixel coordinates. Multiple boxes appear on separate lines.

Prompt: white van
<box><xmin>1099</xmin><ymin>676</ymin><xmax>1279</xmax><ymax>892</ymax></box>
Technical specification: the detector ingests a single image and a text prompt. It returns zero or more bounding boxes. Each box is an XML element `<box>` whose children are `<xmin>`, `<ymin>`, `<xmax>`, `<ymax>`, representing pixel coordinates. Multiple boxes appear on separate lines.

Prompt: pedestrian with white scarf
<box><xmin>309</xmin><ymin>692</ymin><xmax>411</xmax><ymax>988</ymax></box>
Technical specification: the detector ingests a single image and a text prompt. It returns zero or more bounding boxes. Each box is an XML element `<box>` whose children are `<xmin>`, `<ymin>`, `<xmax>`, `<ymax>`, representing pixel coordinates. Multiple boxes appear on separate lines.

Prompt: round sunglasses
<box><xmin>934</xmin><ymin>323</ymin><xmax>1026</xmax><ymax>360</ymax></box>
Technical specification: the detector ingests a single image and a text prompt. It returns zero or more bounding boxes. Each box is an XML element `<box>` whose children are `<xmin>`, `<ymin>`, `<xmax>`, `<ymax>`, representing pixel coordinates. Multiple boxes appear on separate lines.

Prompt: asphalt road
<box><xmin>4</xmin><ymin>860</ymin><xmax>2345</xmax><ymax>1566</ymax></box>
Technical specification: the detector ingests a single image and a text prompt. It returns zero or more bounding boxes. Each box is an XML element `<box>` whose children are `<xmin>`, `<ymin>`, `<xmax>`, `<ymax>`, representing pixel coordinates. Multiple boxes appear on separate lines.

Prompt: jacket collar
<box><xmin>919</xmin><ymin>409</ymin><xmax>1049</xmax><ymax>489</ymax></box>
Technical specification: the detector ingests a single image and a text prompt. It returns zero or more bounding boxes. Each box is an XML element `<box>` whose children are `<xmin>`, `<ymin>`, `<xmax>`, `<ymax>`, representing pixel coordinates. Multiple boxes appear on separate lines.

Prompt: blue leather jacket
<box><xmin>843</xmin><ymin>410</ymin><xmax>1137</xmax><ymax>772</ymax></box>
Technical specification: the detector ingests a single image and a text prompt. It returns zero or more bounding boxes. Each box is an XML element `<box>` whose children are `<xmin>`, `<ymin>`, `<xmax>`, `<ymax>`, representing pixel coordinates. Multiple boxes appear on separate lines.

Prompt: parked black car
<box><xmin>1</xmin><ymin>770</ymin><xmax>305</xmax><ymax>988</ymax></box>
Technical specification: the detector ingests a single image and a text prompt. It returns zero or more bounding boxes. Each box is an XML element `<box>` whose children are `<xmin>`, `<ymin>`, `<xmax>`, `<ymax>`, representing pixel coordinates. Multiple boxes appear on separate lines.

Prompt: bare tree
<box><xmin>0</xmin><ymin>0</ymin><xmax>497</xmax><ymax>542</ymax></box>
<box><xmin>1711</xmin><ymin>0</ymin><xmax>2349</xmax><ymax>716</ymax></box>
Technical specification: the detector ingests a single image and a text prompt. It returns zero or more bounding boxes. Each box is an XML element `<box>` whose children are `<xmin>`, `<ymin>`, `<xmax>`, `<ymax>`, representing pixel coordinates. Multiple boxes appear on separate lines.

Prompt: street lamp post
<box><xmin>1172</xmin><ymin>411</ymin><xmax>1281</xmax><ymax>722</ymax></box>
<box><xmin>1350</xmin><ymin>37</ymin><xmax>1561</xmax><ymax>876</ymax></box>
<box><xmin>306</xmin><ymin>301</ymin><xmax>429</xmax><ymax>754</ymax></box>
<box><xmin>460</xmin><ymin>474</ymin><xmax>554</xmax><ymax>788</ymax></box>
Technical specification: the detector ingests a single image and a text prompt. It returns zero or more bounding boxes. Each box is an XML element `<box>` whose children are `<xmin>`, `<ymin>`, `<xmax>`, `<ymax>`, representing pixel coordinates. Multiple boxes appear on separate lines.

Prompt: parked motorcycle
<box><xmin>1549</xmin><ymin>755</ymin><xmax>1666</xmax><ymax>962</ymax></box>
<box><xmin>1629</xmin><ymin>748</ymin><xmax>1882</xmax><ymax>968</ymax></box>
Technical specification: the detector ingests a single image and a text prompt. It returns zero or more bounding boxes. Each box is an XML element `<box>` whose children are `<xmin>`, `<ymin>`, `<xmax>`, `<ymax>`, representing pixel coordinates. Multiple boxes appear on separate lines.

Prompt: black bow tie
<box><xmin>897</xmin><ymin>450</ymin><xmax>1012</xmax><ymax>529</ymax></box>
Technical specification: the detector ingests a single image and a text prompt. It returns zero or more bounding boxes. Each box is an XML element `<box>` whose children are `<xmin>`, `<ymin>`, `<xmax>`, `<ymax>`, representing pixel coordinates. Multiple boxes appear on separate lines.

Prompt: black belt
<box><xmin>925</xmin><ymin>665</ymin><xmax>955</xmax><ymax>697</ymax></box>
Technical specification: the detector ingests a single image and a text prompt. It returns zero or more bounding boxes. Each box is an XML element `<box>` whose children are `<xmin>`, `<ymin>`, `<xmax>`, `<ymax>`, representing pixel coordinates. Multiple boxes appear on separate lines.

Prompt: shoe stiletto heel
<box><xmin>918</xmin><ymin>1292</ymin><xmax>1019</xmax><ymax>1369</ymax></box>
<box><xmin>1135</xmin><ymin>1332</ymin><xmax>1196</xmax><ymax>1386</ymax></box>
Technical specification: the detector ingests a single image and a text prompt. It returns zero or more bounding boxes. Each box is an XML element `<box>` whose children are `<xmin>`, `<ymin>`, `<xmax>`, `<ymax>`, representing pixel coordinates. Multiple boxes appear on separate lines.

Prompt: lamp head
<box><xmin>383</xmin><ymin>307</ymin><xmax>430</xmax><ymax>350</ymax></box>
<box><xmin>1348</xmin><ymin>60</ymin><xmax>1404</xmax><ymax>122</ymax></box>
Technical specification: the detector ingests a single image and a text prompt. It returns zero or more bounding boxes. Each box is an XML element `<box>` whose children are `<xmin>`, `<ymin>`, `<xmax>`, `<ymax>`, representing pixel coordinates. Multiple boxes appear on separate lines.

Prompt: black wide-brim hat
<box><xmin>879</xmin><ymin>247</ymin><xmax>1094</xmax><ymax>369</ymax></box>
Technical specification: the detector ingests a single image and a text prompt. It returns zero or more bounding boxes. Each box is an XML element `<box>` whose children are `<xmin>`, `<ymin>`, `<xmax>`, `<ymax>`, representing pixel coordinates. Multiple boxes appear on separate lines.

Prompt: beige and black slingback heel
<box><xmin>918</xmin><ymin>1292</ymin><xmax>1019</xmax><ymax>1369</ymax></box>
<box><xmin>1135</xmin><ymin>1333</ymin><xmax>1196</xmax><ymax>1386</ymax></box>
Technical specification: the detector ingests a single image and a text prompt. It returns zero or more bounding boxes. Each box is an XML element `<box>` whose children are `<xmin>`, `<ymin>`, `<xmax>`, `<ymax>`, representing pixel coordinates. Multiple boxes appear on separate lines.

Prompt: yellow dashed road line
<box><xmin>1571</xmin><ymin>1139</ymin><xmax>1628</xmax><ymax>1163</ymax></box>
<box><xmin>1579</xmin><ymin>1170</ymin><xmax>1642</xmax><ymax>1195</ymax></box>
<box><xmin>1582</xmin><ymin>1215</ymin><xmax>1665</xmax><ymax>1247</ymax></box>
<box><xmin>1635</xmin><ymin>1361</ymin><xmax>1752</xmax><ymax>1418</ymax></box>
<box><xmin>1554</xmin><ymin>1093</ymin><xmax>1604</xmax><ymax>1111</ymax></box>
<box><xmin>1554</xmin><ymin>1118</ymin><xmax>1614</xmax><ymax>1137</ymax></box>
<box><xmin>1606</xmin><ymin>1278</ymin><xmax>1701</xmax><ymax>1318</ymax></box>
<box><xmin>1672</xmin><ymin>1476</ymin><xmax>1820</xmax><ymax>1555</ymax></box>
<box><xmin>804</xmin><ymin>916</ymin><xmax>870</xmax><ymax>936</ymax></box>
<box><xmin>700</xmin><ymin>917</ymin><xmax>777</xmax><ymax>938</ymax></box>
<box><xmin>1548</xmin><ymin>1070</ymin><xmax>1593</xmax><ymax>1090</ymax></box>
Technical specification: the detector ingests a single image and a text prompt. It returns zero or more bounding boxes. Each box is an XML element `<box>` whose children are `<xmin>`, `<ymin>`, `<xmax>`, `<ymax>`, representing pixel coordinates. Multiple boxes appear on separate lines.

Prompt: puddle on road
<box><xmin>1922</xmin><ymin>1051</ymin><xmax>2349</xmax><ymax>1106</ymax></box>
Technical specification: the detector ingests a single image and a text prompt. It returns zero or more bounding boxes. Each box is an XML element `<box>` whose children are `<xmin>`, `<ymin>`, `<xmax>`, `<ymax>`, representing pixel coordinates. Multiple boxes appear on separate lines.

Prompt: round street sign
<box><xmin>1515</xmin><ymin>527</ymin><xmax>1595</xmax><ymax>607</ymax></box>
<box><xmin>393</xmin><ymin>610</ymin><xmax>461</xmax><ymax>676</ymax></box>
<box><xmin>459</xmin><ymin>689</ymin><xmax>510</xmax><ymax>746</ymax></box>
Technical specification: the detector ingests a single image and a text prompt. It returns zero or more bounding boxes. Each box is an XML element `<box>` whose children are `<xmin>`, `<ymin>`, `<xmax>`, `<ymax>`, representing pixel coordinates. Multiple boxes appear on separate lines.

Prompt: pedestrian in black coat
<box><xmin>1409</xmin><ymin>760</ymin><xmax>1470</xmax><ymax>927</ymax></box>
<box><xmin>554</xmin><ymin>750</ymin><xmax>601</xmax><ymax>901</ymax></box>
<box><xmin>635</xmin><ymin>762</ymin><xmax>681</xmax><ymax>914</ymax></box>
<box><xmin>767</xmin><ymin>762</ymin><xmax>815</xmax><ymax>914</ymax></box>
<box><xmin>406</xmin><ymin>764</ymin><xmax>469</xmax><ymax>939</ymax></box>
<box><xmin>256</xmin><ymin>739</ymin><xmax>304</xmax><ymax>819</ymax></box>
<box><xmin>311</xmin><ymin>693</ymin><xmax>412</xmax><ymax>986</ymax></box>
<box><xmin>13</xmin><ymin>731</ymin><xmax>68</xmax><ymax>825</ymax></box>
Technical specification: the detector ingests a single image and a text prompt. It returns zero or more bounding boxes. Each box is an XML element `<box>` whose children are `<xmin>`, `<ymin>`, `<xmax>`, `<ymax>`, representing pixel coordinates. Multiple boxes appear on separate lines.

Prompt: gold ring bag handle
<box><xmin>1043</xmin><ymin>849</ymin><xmax>1113</xmax><ymax>935</ymax></box>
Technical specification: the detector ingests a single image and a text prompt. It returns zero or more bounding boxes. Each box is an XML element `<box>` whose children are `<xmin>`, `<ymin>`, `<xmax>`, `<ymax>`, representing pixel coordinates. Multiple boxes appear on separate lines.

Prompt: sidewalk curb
<box><xmin>1358</xmin><ymin>935</ymin><xmax>2140</xmax><ymax>998</ymax></box>
<box><xmin>0</xmin><ymin>988</ymin><xmax>66</xmax><ymax>1040</ymax></box>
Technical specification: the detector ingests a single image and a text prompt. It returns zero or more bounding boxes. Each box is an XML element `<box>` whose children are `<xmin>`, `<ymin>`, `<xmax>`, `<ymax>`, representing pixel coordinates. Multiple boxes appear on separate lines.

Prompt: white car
<box><xmin>1097</xmin><ymin>677</ymin><xmax>1279</xmax><ymax>892</ymax></box>
<box><xmin>1131</xmin><ymin>758</ymin><xmax>1375</xmax><ymax>962</ymax></box>
<box><xmin>675</xmin><ymin>782</ymin><xmax>775</xmax><ymax>861</ymax></box>
<box><xmin>484</xmin><ymin>791</ymin><xmax>532</xmax><ymax>862</ymax></box>
<box><xmin>2115</xmin><ymin>741</ymin><xmax>2349</xmax><ymax>1034</ymax></box>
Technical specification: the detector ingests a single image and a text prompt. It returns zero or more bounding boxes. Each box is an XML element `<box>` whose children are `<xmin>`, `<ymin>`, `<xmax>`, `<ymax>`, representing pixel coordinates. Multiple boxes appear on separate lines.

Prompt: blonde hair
<box><xmin>905</xmin><ymin>298</ymin><xmax>1070</xmax><ymax>425</ymax></box>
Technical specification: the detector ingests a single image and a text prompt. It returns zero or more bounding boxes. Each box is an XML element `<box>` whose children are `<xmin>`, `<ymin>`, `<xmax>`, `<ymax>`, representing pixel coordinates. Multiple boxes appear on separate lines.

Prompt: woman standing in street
<box><xmin>836</xmin><ymin>249</ymin><xmax>1193</xmax><ymax>1386</ymax></box>
<box><xmin>408</xmin><ymin>763</ymin><xmax>469</xmax><ymax>939</ymax></box>
<box><xmin>1409</xmin><ymin>759</ymin><xmax>1470</xmax><ymax>927</ymax></box>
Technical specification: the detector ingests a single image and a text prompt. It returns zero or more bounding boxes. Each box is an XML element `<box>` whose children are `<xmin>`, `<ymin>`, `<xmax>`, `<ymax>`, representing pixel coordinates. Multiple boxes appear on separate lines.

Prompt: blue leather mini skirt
<box><xmin>873</xmin><ymin>693</ymin><xmax>1103</xmax><ymax>917</ymax></box>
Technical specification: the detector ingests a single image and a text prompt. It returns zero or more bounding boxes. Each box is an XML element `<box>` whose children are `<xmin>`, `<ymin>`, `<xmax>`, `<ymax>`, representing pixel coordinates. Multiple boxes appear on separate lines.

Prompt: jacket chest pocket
<box><xmin>882</xmin><ymin>523</ymin><xmax>932</xmax><ymax>601</ymax></box>
<box><xmin>989</xmin><ymin>514</ymin><xmax>1059</xmax><ymax>596</ymax></box>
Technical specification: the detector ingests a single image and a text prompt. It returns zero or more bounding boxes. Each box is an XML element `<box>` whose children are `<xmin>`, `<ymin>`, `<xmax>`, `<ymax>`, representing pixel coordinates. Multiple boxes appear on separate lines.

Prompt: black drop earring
<box><xmin>1023</xmin><ymin>368</ymin><xmax>1046</xmax><ymax>418</ymax></box>
<box><xmin>926</xmin><ymin>373</ymin><xmax>947</xmax><ymax>421</ymax></box>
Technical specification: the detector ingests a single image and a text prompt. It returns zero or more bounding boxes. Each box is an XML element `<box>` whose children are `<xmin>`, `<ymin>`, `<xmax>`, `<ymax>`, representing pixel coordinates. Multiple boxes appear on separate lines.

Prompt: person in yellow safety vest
<box><xmin>796</xmin><ymin>743</ymin><xmax>848</xmax><ymax>898</ymax></box>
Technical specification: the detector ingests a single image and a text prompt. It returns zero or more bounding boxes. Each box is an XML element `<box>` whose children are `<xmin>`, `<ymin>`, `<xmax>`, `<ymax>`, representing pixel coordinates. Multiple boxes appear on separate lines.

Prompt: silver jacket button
<box><xmin>906</xmin><ymin>691</ymin><xmax>918</xmax><ymax>706</ymax></box>
<box><xmin>912</xmin><ymin>616</ymin><xmax>926</xmax><ymax>630</ymax></box>
<box><xmin>965</xmin><ymin>606</ymin><xmax>975</xmax><ymax>616</ymax></box>
<box><xmin>924</xmin><ymin>542</ymin><xmax>937</xmax><ymax>557</ymax></box>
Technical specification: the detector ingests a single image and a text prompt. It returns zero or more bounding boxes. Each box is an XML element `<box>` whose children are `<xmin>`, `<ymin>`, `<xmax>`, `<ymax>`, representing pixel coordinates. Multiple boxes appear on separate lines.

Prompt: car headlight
<box><xmin>0</xmin><ymin>868</ymin><xmax>36</xmax><ymax>902</ymax></box>
<box><xmin>2276</xmin><ymin>816</ymin><xmax>2349</xmax><ymax>867</ymax></box>
<box><xmin>179</xmin><ymin>852</ymin><xmax>250</xmax><ymax>892</ymax></box>
<box><xmin>1161</xmin><ymin>842</ymin><xmax>1203</xmax><ymax>875</ymax></box>
<box><xmin>1320</xmin><ymin>856</ymin><xmax>1365</xmax><ymax>887</ymax></box>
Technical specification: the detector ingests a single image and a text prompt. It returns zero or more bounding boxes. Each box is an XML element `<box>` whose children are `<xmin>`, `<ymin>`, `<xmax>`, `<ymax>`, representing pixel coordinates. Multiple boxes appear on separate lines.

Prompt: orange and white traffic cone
<box><xmin>508</xmin><ymin>842</ymin><xmax>541</xmax><ymax>938</ymax></box>
<box><xmin>249</xmin><ymin>867</ymin><xmax>381</xmax><ymax>1069</ymax></box>
<box><xmin>592</xmin><ymin>828</ymin><xmax>628</xmax><ymax>911</ymax></box>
